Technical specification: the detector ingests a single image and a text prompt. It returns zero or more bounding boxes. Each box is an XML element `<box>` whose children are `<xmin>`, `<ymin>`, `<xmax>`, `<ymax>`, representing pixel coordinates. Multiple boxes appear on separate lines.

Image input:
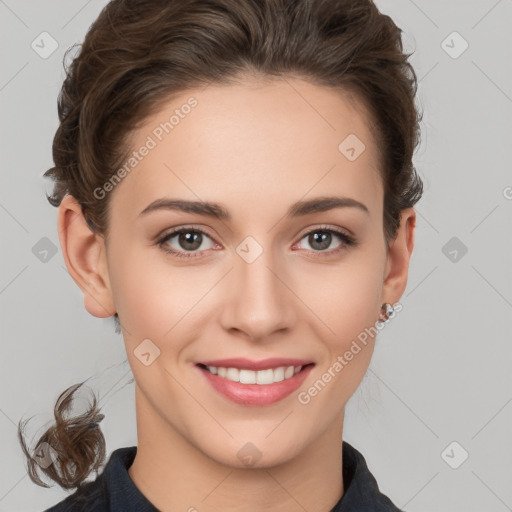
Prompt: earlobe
<box><xmin>381</xmin><ymin>207</ymin><xmax>417</xmax><ymax>305</ymax></box>
<box><xmin>57</xmin><ymin>195</ymin><xmax>116</xmax><ymax>318</ymax></box>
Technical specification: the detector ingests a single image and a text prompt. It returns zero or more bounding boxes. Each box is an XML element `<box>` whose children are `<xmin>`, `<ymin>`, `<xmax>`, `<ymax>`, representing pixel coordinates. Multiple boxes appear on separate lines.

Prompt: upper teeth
<box><xmin>206</xmin><ymin>365</ymin><xmax>302</xmax><ymax>384</ymax></box>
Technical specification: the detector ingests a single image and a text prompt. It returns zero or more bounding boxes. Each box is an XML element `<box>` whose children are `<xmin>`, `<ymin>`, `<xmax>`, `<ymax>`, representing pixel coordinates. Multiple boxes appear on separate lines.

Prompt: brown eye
<box><xmin>158</xmin><ymin>228</ymin><xmax>216</xmax><ymax>259</ymax></box>
<box><xmin>295</xmin><ymin>227</ymin><xmax>356</xmax><ymax>254</ymax></box>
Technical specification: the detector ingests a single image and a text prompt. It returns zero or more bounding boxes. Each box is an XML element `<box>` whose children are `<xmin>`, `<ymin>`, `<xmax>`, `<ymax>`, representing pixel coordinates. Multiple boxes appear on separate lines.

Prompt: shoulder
<box><xmin>333</xmin><ymin>441</ymin><xmax>405</xmax><ymax>512</ymax></box>
<box><xmin>43</xmin><ymin>446</ymin><xmax>138</xmax><ymax>512</ymax></box>
<box><xmin>43</xmin><ymin>476</ymin><xmax>107</xmax><ymax>512</ymax></box>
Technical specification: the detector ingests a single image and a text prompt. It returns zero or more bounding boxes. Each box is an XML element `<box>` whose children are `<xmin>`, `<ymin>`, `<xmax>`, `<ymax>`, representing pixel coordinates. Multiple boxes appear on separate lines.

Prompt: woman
<box><xmin>18</xmin><ymin>0</ymin><xmax>423</xmax><ymax>510</ymax></box>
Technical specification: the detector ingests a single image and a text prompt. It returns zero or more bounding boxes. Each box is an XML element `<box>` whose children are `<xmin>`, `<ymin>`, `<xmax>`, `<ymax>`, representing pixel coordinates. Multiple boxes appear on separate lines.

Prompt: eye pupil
<box><xmin>310</xmin><ymin>231</ymin><xmax>331</xmax><ymax>250</ymax></box>
<box><xmin>180</xmin><ymin>231</ymin><xmax>202</xmax><ymax>250</ymax></box>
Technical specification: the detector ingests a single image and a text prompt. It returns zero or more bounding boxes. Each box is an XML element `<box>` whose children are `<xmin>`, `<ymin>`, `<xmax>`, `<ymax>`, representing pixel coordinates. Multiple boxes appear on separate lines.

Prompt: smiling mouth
<box><xmin>197</xmin><ymin>363</ymin><xmax>314</xmax><ymax>385</ymax></box>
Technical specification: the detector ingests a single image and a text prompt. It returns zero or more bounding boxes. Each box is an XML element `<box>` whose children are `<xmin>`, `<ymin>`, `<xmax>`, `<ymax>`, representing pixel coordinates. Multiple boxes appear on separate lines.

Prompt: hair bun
<box><xmin>18</xmin><ymin>382</ymin><xmax>107</xmax><ymax>489</ymax></box>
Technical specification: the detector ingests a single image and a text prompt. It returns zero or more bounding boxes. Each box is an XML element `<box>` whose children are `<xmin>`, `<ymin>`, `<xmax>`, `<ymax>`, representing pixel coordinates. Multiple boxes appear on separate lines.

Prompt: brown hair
<box><xmin>19</xmin><ymin>0</ymin><xmax>423</xmax><ymax>490</ymax></box>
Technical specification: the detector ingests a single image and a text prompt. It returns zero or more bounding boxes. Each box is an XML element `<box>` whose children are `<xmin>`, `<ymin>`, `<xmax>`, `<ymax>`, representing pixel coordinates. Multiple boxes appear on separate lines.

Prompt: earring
<box><xmin>378</xmin><ymin>303</ymin><xmax>394</xmax><ymax>323</ymax></box>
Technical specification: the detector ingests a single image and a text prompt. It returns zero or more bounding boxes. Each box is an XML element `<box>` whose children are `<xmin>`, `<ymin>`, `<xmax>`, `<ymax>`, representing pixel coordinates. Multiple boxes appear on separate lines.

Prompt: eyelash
<box><xmin>156</xmin><ymin>224</ymin><xmax>357</xmax><ymax>260</ymax></box>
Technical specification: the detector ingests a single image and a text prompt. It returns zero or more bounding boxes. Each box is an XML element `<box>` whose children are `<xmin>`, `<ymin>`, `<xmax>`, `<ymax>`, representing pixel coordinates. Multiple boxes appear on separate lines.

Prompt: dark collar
<box><xmin>334</xmin><ymin>441</ymin><xmax>404</xmax><ymax>511</ymax></box>
<box><xmin>47</xmin><ymin>441</ymin><xmax>403</xmax><ymax>511</ymax></box>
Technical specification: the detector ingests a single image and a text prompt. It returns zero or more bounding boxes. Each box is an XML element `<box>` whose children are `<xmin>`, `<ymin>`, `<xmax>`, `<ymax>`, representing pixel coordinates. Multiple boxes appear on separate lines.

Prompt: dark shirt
<box><xmin>44</xmin><ymin>441</ymin><xmax>404</xmax><ymax>511</ymax></box>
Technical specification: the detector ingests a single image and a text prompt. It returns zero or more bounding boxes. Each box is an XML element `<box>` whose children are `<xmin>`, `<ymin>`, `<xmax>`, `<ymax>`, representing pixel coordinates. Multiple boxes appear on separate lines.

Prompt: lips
<box><xmin>196</xmin><ymin>358</ymin><xmax>315</xmax><ymax>406</ymax></box>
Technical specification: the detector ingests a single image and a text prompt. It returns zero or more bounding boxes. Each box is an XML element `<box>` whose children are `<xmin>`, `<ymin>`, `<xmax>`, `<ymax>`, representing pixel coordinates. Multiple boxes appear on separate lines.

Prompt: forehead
<box><xmin>110</xmin><ymin>77</ymin><xmax>383</xmax><ymax>224</ymax></box>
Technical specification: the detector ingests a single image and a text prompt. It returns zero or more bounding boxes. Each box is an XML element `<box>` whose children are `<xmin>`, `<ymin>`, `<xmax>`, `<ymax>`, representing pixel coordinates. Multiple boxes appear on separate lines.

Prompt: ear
<box><xmin>381</xmin><ymin>207</ymin><xmax>416</xmax><ymax>304</ymax></box>
<box><xmin>57</xmin><ymin>195</ymin><xmax>116</xmax><ymax>318</ymax></box>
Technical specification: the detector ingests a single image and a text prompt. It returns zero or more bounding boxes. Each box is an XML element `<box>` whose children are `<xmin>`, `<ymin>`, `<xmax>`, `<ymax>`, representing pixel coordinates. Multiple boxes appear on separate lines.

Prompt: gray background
<box><xmin>1</xmin><ymin>0</ymin><xmax>511</xmax><ymax>510</ymax></box>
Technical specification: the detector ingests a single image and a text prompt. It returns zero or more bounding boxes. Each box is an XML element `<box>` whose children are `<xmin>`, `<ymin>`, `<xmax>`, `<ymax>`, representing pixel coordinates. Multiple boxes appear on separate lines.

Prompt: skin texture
<box><xmin>58</xmin><ymin>76</ymin><xmax>416</xmax><ymax>512</ymax></box>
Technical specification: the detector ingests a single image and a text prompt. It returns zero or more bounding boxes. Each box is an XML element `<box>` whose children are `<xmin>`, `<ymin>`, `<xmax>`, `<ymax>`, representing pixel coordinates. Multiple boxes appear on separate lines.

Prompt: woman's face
<box><xmin>87</xmin><ymin>77</ymin><xmax>412</xmax><ymax>468</ymax></box>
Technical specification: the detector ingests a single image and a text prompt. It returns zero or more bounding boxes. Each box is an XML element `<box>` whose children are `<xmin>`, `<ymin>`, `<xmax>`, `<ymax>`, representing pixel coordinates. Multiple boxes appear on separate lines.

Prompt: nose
<box><xmin>219</xmin><ymin>247</ymin><xmax>298</xmax><ymax>343</ymax></box>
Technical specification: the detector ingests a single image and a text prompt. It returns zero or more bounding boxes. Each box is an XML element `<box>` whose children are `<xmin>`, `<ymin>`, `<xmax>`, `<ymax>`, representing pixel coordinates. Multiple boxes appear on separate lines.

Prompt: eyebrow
<box><xmin>139</xmin><ymin>195</ymin><xmax>369</xmax><ymax>220</ymax></box>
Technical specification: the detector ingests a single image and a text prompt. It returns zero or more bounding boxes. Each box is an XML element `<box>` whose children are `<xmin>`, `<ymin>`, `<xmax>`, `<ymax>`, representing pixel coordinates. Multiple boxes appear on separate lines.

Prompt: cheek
<box><xmin>107</xmin><ymin>242</ymin><xmax>213</xmax><ymax>345</ymax></box>
<box><xmin>295</xmin><ymin>250</ymin><xmax>385</xmax><ymax>348</ymax></box>
<box><xmin>295</xmin><ymin>256</ymin><xmax>384</xmax><ymax>416</ymax></box>
<box><xmin>106</xmin><ymin>241</ymin><xmax>168</xmax><ymax>338</ymax></box>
